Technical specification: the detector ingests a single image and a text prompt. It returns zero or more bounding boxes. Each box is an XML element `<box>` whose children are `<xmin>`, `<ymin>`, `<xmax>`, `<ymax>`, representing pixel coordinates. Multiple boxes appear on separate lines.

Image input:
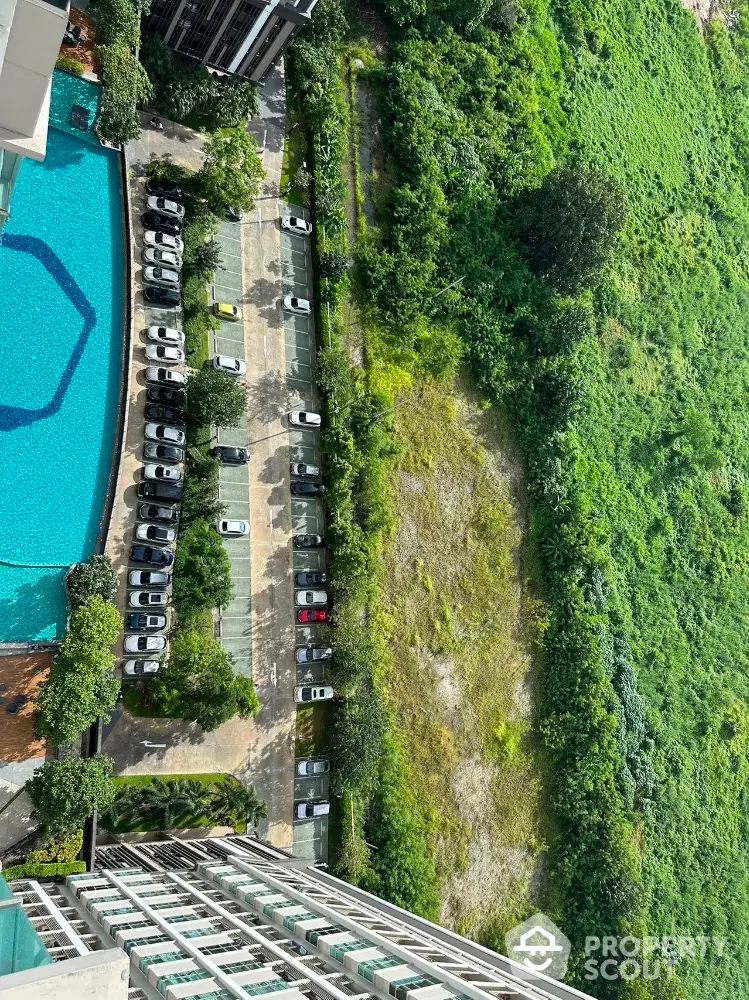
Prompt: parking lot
<box><xmin>209</xmin><ymin>219</ymin><xmax>252</xmax><ymax>677</ymax></box>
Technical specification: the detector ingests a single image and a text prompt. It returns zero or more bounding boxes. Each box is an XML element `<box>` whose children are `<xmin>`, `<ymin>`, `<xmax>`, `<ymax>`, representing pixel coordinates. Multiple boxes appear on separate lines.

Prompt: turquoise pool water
<box><xmin>0</xmin><ymin>73</ymin><xmax>124</xmax><ymax>641</ymax></box>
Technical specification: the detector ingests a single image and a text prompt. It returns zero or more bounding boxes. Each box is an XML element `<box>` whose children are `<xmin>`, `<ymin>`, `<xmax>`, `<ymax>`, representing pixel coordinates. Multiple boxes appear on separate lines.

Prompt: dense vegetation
<box><xmin>26</xmin><ymin>756</ymin><xmax>115</xmax><ymax>835</ymax></box>
<box><xmin>89</xmin><ymin>0</ymin><xmax>151</xmax><ymax>144</ymax></box>
<box><xmin>291</xmin><ymin>0</ymin><xmax>749</xmax><ymax>995</ymax></box>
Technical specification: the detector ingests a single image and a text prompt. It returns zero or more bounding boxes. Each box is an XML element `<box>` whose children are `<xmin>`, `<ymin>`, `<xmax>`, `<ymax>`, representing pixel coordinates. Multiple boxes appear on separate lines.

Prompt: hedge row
<box><xmin>3</xmin><ymin>861</ymin><xmax>87</xmax><ymax>880</ymax></box>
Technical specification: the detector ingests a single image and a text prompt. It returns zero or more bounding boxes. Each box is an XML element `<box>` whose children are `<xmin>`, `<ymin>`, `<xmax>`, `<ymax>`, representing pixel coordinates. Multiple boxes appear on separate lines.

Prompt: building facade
<box><xmin>145</xmin><ymin>0</ymin><xmax>316</xmax><ymax>84</ymax></box>
<box><xmin>4</xmin><ymin>836</ymin><xmax>595</xmax><ymax>1000</ymax></box>
<box><xmin>0</xmin><ymin>0</ymin><xmax>67</xmax><ymax>225</ymax></box>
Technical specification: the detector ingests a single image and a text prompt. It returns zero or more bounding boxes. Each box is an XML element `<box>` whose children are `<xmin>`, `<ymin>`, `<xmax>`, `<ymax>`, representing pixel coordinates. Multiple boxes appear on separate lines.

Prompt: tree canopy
<box><xmin>173</xmin><ymin>519</ymin><xmax>234</xmax><ymax>621</ymax></box>
<box><xmin>66</xmin><ymin>555</ymin><xmax>117</xmax><ymax>610</ymax></box>
<box><xmin>197</xmin><ymin>128</ymin><xmax>264</xmax><ymax>213</ymax></box>
<box><xmin>26</xmin><ymin>756</ymin><xmax>115</xmax><ymax>835</ymax></box>
<box><xmin>187</xmin><ymin>365</ymin><xmax>246</xmax><ymax>428</ymax></box>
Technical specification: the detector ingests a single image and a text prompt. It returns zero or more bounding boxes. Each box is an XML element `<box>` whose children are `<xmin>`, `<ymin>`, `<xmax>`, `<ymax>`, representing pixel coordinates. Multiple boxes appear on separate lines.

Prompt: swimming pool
<box><xmin>0</xmin><ymin>72</ymin><xmax>124</xmax><ymax>641</ymax></box>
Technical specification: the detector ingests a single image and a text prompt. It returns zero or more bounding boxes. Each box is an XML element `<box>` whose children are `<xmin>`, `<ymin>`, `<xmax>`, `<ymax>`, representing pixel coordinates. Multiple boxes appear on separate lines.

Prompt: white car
<box><xmin>144</xmin><ymin>230</ymin><xmax>184</xmax><ymax>254</ymax></box>
<box><xmin>145</xmin><ymin>344</ymin><xmax>185</xmax><ymax>365</ymax></box>
<box><xmin>145</xmin><ymin>423</ymin><xmax>186</xmax><ymax>446</ymax></box>
<box><xmin>148</xmin><ymin>326</ymin><xmax>184</xmax><ymax>346</ymax></box>
<box><xmin>295</xmin><ymin>685</ymin><xmax>334</xmax><ymax>704</ymax></box>
<box><xmin>128</xmin><ymin>570</ymin><xmax>170</xmax><ymax>587</ymax></box>
<box><xmin>218</xmin><ymin>519</ymin><xmax>249</xmax><ymax>537</ymax></box>
<box><xmin>144</xmin><ymin>464</ymin><xmax>182</xmax><ymax>483</ymax></box>
<box><xmin>284</xmin><ymin>295</ymin><xmax>312</xmax><ymax>316</ymax></box>
<box><xmin>135</xmin><ymin>524</ymin><xmax>176</xmax><ymax>545</ymax></box>
<box><xmin>291</xmin><ymin>462</ymin><xmax>320</xmax><ymax>478</ymax></box>
<box><xmin>295</xmin><ymin>646</ymin><xmax>332</xmax><ymax>663</ymax></box>
<box><xmin>146</xmin><ymin>195</ymin><xmax>185</xmax><ymax>219</ymax></box>
<box><xmin>296</xmin><ymin>800</ymin><xmax>330</xmax><ymax>820</ymax></box>
<box><xmin>143</xmin><ymin>247</ymin><xmax>182</xmax><ymax>270</ymax></box>
<box><xmin>122</xmin><ymin>659</ymin><xmax>161</xmax><ymax>677</ymax></box>
<box><xmin>143</xmin><ymin>265</ymin><xmax>180</xmax><ymax>288</ymax></box>
<box><xmin>145</xmin><ymin>366</ymin><xmax>187</xmax><ymax>387</ymax></box>
<box><xmin>124</xmin><ymin>634</ymin><xmax>166</xmax><ymax>653</ymax></box>
<box><xmin>296</xmin><ymin>758</ymin><xmax>330</xmax><ymax>777</ymax></box>
<box><xmin>212</xmin><ymin>355</ymin><xmax>247</xmax><ymax>378</ymax></box>
<box><xmin>282</xmin><ymin>215</ymin><xmax>313</xmax><ymax>236</ymax></box>
<box><xmin>295</xmin><ymin>590</ymin><xmax>328</xmax><ymax>606</ymax></box>
<box><xmin>129</xmin><ymin>591</ymin><xmax>168</xmax><ymax>608</ymax></box>
<box><xmin>289</xmin><ymin>410</ymin><xmax>321</xmax><ymax>428</ymax></box>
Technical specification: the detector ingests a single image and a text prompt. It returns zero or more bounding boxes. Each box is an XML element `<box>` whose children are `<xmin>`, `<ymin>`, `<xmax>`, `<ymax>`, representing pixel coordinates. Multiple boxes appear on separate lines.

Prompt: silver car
<box><xmin>296</xmin><ymin>758</ymin><xmax>330</xmax><ymax>777</ymax></box>
<box><xmin>144</xmin><ymin>463</ymin><xmax>182</xmax><ymax>483</ymax></box>
<box><xmin>143</xmin><ymin>265</ymin><xmax>180</xmax><ymax>288</ymax></box>
<box><xmin>129</xmin><ymin>590</ymin><xmax>168</xmax><ymax>608</ymax></box>
<box><xmin>123</xmin><ymin>659</ymin><xmax>161</xmax><ymax>676</ymax></box>
<box><xmin>145</xmin><ymin>422</ymin><xmax>186</xmax><ymax>446</ymax></box>
<box><xmin>295</xmin><ymin>590</ymin><xmax>328</xmax><ymax>606</ymax></box>
<box><xmin>283</xmin><ymin>295</ymin><xmax>312</xmax><ymax>315</ymax></box>
<box><xmin>146</xmin><ymin>195</ymin><xmax>185</xmax><ymax>219</ymax></box>
<box><xmin>145</xmin><ymin>344</ymin><xmax>185</xmax><ymax>365</ymax></box>
<box><xmin>147</xmin><ymin>325</ymin><xmax>184</xmax><ymax>345</ymax></box>
<box><xmin>124</xmin><ymin>634</ymin><xmax>166</xmax><ymax>653</ymax></box>
<box><xmin>143</xmin><ymin>247</ymin><xmax>182</xmax><ymax>270</ymax></box>
<box><xmin>295</xmin><ymin>646</ymin><xmax>333</xmax><ymax>663</ymax></box>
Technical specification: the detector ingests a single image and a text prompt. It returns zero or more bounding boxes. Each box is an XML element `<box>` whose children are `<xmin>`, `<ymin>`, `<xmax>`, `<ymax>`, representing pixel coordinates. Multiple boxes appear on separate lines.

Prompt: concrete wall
<box><xmin>0</xmin><ymin>948</ymin><xmax>129</xmax><ymax>999</ymax></box>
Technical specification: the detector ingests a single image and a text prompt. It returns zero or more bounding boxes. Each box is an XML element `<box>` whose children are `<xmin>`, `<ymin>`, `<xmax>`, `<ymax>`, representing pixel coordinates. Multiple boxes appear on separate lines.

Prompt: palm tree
<box><xmin>209</xmin><ymin>781</ymin><xmax>266</xmax><ymax>830</ymax></box>
<box><xmin>139</xmin><ymin>779</ymin><xmax>211</xmax><ymax>831</ymax></box>
<box><xmin>100</xmin><ymin>784</ymin><xmax>138</xmax><ymax>833</ymax></box>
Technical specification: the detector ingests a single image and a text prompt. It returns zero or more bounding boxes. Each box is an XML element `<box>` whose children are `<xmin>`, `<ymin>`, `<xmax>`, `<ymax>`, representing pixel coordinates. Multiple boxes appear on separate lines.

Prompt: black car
<box><xmin>147</xmin><ymin>385</ymin><xmax>186</xmax><ymax>406</ymax></box>
<box><xmin>130</xmin><ymin>545</ymin><xmax>174</xmax><ymax>567</ymax></box>
<box><xmin>146</xmin><ymin>178</ymin><xmax>184</xmax><ymax>201</ymax></box>
<box><xmin>295</xmin><ymin>571</ymin><xmax>327</xmax><ymax>586</ymax></box>
<box><xmin>142</xmin><ymin>210</ymin><xmax>182</xmax><ymax>235</ymax></box>
<box><xmin>137</xmin><ymin>481</ymin><xmax>183</xmax><ymax>502</ymax></box>
<box><xmin>144</xmin><ymin>403</ymin><xmax>187</xmax><ymax>425</ymax></box>
<box><xmin>139</xmin><ymin>503</ymin><xmax>179</xmax><ymax>524</ymax></box>
<box><xmin>211</xmin><ymin>445</ymin><xmax>248</xmax><ymax>465</ymax></box>
<box><xmin>127</xmin><ymin>613</ymin><xmax>167</xmax><ymax>631</ymax></box>
<box><xmin>291</xmin><ymin>482</ymin><xmax>326</xmax><ymax>498</ymax></box>
<box><xmin>225</xmin><ymin>206</ymin><xmax>242</xmax><ymax>222</ymax></box>
<box><xmin>144</xmin><ymin>443</ymin><xmax>184</xmax><ymax>463</ymax></box>
<box><xmin>293</xmin><ymin>534</ymin><xmax>325</xmax><ymax>549</ymax></box>
<box><xmin>144</xmin><ymin>286</ymin><xmax>180</xmax><ymax>308</ymax></box>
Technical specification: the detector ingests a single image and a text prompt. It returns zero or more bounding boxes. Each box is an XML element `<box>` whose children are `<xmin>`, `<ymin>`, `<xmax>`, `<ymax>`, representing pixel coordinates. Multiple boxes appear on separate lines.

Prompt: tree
<box><xmin>209</xmin><ymin>781</ymin><xmax>266</xmax><ymax>828</ymax></box>
<box><xmin>187</xmin><ymin>365</ymin><xmax>246</xmax><ymax>428</ymax></box>
<box><xmin>97</xmin><ymin>42</ymin><xmax>153</xmax><ymax>145</ymax></box>
<box><xmin>173</xmin><ymin>519</ymin><xmax>234</xmax><ymax>621</ymax></box>
<box><xmin>318</xmin><ymin>249</ymin><xmax>349</xmax><ymax>282</ymax></box>
<box><xmin>180</xmin><ymin>453</ymin><xmax>226</xmax><ymax>529</ymax></box>
<box><xmin>197</xmin><ymin>128</ymin><xmax>264</xmax><ymax>213</ymax></box>
<box><xmin>514</xmin><ymin>165</ymin><xmax>626</xmax><ymax>292</ymax></box>
<box><xmin>138</xmin><ymin>778</ymin><xmax>210</xmax><ymax>830</ymax></box>
<box><xmin>88</xmin><ymin>0</ymin><xmax>147</xmax><ymax>47</ymax></box>
<box><xmin>26</xmin><ymin>756</ymin><xmax>115</xmax><ymax>835</ymax></box>
<box><xmin>34</xmin><ymin>596</ymin><xmax>122</xmax><ymax>747</ymax></box>
<box><xmin>66</xmin><ymin>555</ymin><xmax>117</xmax><ymax>610</ymax></box>
<box><xmin>189</xmin><ymin>238</ymin><xmax>224</xmax><ymax>282</ymax></box>
<box><xmin>152</xmin><ymin>630</ymin><xmax>259</xmax><ymax>731</ymax></box>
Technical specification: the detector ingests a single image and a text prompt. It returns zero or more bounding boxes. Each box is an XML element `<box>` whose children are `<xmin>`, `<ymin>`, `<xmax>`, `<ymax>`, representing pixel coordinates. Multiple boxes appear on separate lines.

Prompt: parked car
<box><xmin>128</xmin><ymin>570</ymin><xmax>170</xmax><ymax>588</ymax></box>
<box><xmin>212</xmin><ymin>355</ymin><xmax>246</xmax><ymax>377</ymax></box>
<box><xmin>146</xmin><ymin>178</ymin><xmax>184</xmax><ymax>201</ymax></box>
<box><xmin>298</xmin><ymin>609</ymin><xmax>327</xmax><ymax>623</ymax></box>
<box><xmin>225</xmin><ymin>205</ymin><xmax>242</xmax><ymax>222</ymax></box>
<box><xmin>291</xmin><ymin>462</ymin><xmax>320</xmax><ymax>478</ymax></box>
<box><xmin>145</xmin><ymin>404</ymin><xmax>187</xmax><ymax>425</ymax></box>
<box><xmin>148</xmin><ymin>326</ymin><xmax>184</xmax><ymax>346</ymax></box>
<box><xmin>123</xmin><ymin>659</ymin><xmax>161</xmax><ymax>677</ymax></box>
<box><xmin>295</xmin><ymin>572</ymin><xmax>327</xmax><ymax>587</ymax></box>
<box><xmin>144</xmin><ymin>286</ymin><xmax>180</xmax><ymax>308</ymax></box>
<box><xmin>217</xmin><ymin>519</ymin><xmax>249</xmax><ymax>537</ymax></box>
<box><xmin>282</xmin><ymin>215</ymin><xmax>313</xmax><ymax>236</ymax></box>
<box><xmin>143</xmin><ymin>442</ymin><xmax>184</xmax><ymax>463</ymax></box>
<box><xmin>137</xmin><ymin>481</ymin><xmax>183</xmax><ymax>502</ymax></box>
<box><xmin>127</xmin><ymin>613</ymin><xmax>167</xmax><ymax>631</ymax></box>
<box><xmin>145</xmin><ymin>344</ymin><xmax>185</xmax><ymax>365</ymax></box>
<box><xmin>143</xmin><ymin>463</ymin><xmax>182</xmax><ymax>483</ymax></box>
<box><xmin>147</xmin><ymin>386</ymin><xmax>185</xmax><ymax>406</ymax></box>
<box><xmin>293</xmin><ymin>534</ymin><xmax>324</xmax><ymax>548</ymax></box>
<box><xmin>295</xmin><ymin>645</ymin><xmax>332</xmax><ymax>663</ymax></box>
<box><xmin>130</xmin><ymin>545</ymin><xmax>174</xmax><ymax>567</ymax></box>
<box><xmin>145</xmin><ymin>422</ymin><xmax>186</xmax><ymax>447</ymax></box>
<box><xmin>211</xmin><ymin>445</ymin><xmax>248</xmax><ymax>465</ymax></box>
<box><xmin>295</xmin><ymin>800</ymin><xmax>330</xmax><ymax>819</ymax></box>
<box><xmin>294</xmin><ymin>685</ymin><xmax>334</xmax><ymax>703</ymax></box>
<box><xmin>142</xmin><ymin>210</ymin><xmax>182</xmax><ymax>235</ymax></box>
<box><xmin>143</xmin><ymin>265</ymin><xmax>180</xmax><ymax>289</ymax></box>
<box><xmin>135</xmin><ymin>524</ymin><xmax>176</xmax><ymax>545</ymax></box>
<box><xmin>145</xmin><ymin>366</ymin><xmax>187</xmax><ymax>387</ymax></box>
<box><xmin>284</xmin><ymin>295</ymin><xmax>312</xmax><ymax>316</ymax></box>
<box><xmin>291</xmin><ymin>482</ymin><xmax>325</xmax><ymax>498</ymax></box>
<box><xmin>144</xmin><ymin>230</ymin><xmax>184</xmax><ymax>254</ymax></box>
<box><xmin>289</xmin><ymin>410</ymin><xmax>321</xmax><ymax>428</ymax></box>
<box><xmin>213</xmin><ymin>302</ymin><xmax>242</xmax><ymax>321</ymax></box>
<box><xmin>124</xmin><ymin>634</ymin><xmax>166</xmax><ymax>653</ymax></box>
<box><xmin>296</xmin><ymin>590</ymin><xmax>328</xmax><ymax>606</ymax></box>
<box><xmin>129</xmin><ymin>591</ymin><xmax>168</xmax><ymax>608</ymax></box>
<box><xmin>143</xmin><ymin>247</ymin><xmax>182</xmax><ymax>270</ymax></box>
<box><xmin>296</xmin><ymin>758</ymin><xmax>330</xmax><ymax>776</ymax></box>
<box><xmin>138</xmin><ymin>504</ymin><xmax>179</xmax><ymax>524</ymax></box>
<box><xmin>146</xmin><ymin>195</ymin><xmax>185</xmax><ymax>220</ymax></box>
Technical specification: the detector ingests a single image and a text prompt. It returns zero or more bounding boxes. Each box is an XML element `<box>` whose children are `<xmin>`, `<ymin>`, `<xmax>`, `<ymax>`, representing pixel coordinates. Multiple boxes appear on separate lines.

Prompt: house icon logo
<box><xmin>505</xmin><ymin>913</ymin><xmax>571</xmax><ymax>981</ymax></box>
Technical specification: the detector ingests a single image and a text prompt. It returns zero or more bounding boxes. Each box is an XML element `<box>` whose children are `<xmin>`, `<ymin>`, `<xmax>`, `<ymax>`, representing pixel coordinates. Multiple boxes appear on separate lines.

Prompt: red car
<box><xmin>298</xmin><ymin>609</ymin><xmax>327</xmax><ymax>624</ymax></box>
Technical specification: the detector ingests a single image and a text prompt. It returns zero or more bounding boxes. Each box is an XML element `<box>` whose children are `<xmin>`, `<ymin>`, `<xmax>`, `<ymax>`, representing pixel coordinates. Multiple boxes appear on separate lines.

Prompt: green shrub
<box><xmin>27</xmin><ymin>830</ymin><xmax>84</xmax><ymax>865</ymax></box>
<box><xmin>173</xmin><ymin>519</ymin><xmax>233</xmax><ymax>622</ymax></box>
<box><xmin>2</xmin><ymin>861</ymin><xmax>87</xmax><ymax>880</ymax></box>
<box><xmin>66</xmin><ymin>555</ymin><xmax>117</xmax><ymax>610</ymax></box>
<box><xmin>55</xmin><ymin>55</ymin><xmax>85</xmax><ymax>76</ymax></box>
<box><xmin>96</xmin><ymin>41</ymin><xmax>152</xmax><ymax>145</ymax></box>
